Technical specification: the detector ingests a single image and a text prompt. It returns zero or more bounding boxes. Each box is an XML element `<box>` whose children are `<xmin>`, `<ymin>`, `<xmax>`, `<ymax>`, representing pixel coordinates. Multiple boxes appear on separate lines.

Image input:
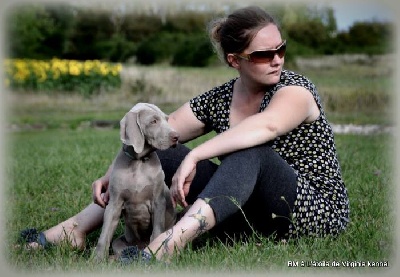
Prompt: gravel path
<box><xmin>331</xmin><ymin>124</ymin><xmax>395</xmax><ymax>135</ymax></box>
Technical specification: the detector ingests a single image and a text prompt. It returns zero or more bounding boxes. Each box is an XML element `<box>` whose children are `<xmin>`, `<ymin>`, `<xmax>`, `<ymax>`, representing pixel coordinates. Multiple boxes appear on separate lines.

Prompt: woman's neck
<box><xmin>230</xmin><ymin>78</ymin><xmax>265</xmax><ymax>128</ymax></box>
<box><xmin>235</xmin><ymin>77</ymin><xmax>266</xmax><ymax>97</ymax></box>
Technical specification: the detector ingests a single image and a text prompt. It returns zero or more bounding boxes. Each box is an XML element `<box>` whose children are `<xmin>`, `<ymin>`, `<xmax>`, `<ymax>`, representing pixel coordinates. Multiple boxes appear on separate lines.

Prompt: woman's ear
<box><xmin>227</xmin><ymin>54</ymin><xmax>240</xmax><ymax>69</ymax></box>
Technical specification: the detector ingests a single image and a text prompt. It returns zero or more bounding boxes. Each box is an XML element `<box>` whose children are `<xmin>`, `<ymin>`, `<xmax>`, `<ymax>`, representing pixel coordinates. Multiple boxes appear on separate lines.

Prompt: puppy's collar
<box><xmin>123</xmin><ymin>149</ymin><xmax>137</xmax><ymax>160</ymax></box>
<box><xmin>123</xmin><ymin>145</ymin><xmax>150</xmax><ymax>161</ymax></box>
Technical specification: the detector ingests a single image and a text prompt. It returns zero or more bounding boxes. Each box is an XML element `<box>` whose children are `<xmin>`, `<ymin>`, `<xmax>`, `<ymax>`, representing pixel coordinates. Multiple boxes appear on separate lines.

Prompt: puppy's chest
<box><xmin>110</xmin><ymin>159</ymin><xmax>164</xmax><ymax>194</ymax></box>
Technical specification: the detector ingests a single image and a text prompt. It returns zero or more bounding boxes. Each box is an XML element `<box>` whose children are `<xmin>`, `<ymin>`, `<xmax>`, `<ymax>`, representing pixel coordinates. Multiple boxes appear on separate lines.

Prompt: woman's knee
<box><xmin>157</xmin><ymin>144</ymin><xmax>191</xmax><ymax>163</ymax></box>
<box><xmin>156</xmin><ymin>144</ymin><xmax>218</xmax><ymax>200</ymax></box>
<box><xmin>221</xmin><ymin>143</ymin><xmax>281</xmax><ymax>170</ymax></box>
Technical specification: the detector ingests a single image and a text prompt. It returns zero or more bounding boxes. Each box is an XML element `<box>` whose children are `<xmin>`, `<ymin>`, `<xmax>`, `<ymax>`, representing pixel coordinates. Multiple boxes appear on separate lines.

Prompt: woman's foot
<box><xmin>19</xmin><ymin>228</ymin><xmax>50</xmax><ymax>249</ymax></box>
<box><xmin>119</xmin><ymin>246</ymin><xmax>152</xmax><ymax>264</ymax></box>
<box><xmin>20</xmin><ymin>219</ymin><xmax>86</xmax><ymax>250</ymax></box>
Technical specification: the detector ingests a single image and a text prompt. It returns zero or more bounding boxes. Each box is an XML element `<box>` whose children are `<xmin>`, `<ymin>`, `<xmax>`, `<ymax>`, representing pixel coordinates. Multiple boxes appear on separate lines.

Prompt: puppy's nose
<box><xmin>170</xmin><ymin>131</ymin><xmax>179</xmax><ymax>143</ymax></box>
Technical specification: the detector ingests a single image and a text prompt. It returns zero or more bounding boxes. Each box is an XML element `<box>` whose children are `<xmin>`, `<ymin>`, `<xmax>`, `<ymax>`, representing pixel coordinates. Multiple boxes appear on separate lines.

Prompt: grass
<box><xmin>4</xmin><ymin>129</ymin><xmax>395</xmax><ymax>274</ymax></box>
<box><xmin>3</xmin><ymin>62</ymin><xmax>395</xmax><ymax>274</ymax></box>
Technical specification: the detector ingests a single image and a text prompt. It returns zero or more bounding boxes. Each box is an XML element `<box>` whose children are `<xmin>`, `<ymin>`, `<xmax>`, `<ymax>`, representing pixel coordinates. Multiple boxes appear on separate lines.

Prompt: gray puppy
<box><xmin>95</xmin><ymin>103</ymin><xmax>179</xmax><ymax>261</ymax></box>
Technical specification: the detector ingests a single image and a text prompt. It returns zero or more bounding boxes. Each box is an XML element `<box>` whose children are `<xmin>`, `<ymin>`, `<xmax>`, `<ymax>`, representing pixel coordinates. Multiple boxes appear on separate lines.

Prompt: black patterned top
<box><xmin>189</xmin><ymin>69</ymin><xmax>350</xmax><ymax>237</ymax></box>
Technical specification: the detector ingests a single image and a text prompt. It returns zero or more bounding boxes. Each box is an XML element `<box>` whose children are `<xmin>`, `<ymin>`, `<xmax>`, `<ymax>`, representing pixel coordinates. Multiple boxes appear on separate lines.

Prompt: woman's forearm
<box><xmin>188</xmin><ymin>113</ymin><xmax>278</xmax><ymax>163</ymax></box>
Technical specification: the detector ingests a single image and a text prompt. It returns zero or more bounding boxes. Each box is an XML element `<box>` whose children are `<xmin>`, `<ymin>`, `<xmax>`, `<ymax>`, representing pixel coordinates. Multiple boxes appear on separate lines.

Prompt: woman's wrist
<box><xmin>187</xmin><ymin>147</ymin><xmax>202</xmax><ymax>164</ymax></box>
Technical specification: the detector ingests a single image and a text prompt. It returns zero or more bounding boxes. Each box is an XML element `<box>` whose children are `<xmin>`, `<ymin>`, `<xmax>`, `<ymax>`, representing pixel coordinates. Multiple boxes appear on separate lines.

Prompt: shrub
<box><xmin>94</xmin><ymin>34</ymin><xmax>137</xmax><ymax>62</ymax></box>
<box><xmin>171</xmin><ymin>34</ymin><xmax>213</xmax><ymax>67</ymax></box>
<box><xmin>136</xmin><ymin>32</ymin><xmax>184</xmax><ymax>65</ymax></box>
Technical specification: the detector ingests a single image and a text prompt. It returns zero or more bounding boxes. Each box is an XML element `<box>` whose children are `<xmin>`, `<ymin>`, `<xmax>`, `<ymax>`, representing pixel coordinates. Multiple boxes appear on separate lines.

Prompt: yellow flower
<box><xmin>110</xmin><ymin>63</ymin><xmax>122</xmax><ymax>76</ymax></box>
<box><xmin>69</xmin><ymin>65</ymin><xmax>80</xmax><ymax>76</ymax></box>
<box><xmin>4</xmin><ymin>58</ymin><xmax>122</xmax><ymax>91</ymax></box>
<box><xmin>14</xmin><ymin>69</ymin><xmax>29</xmax><ymax>82</ymax></box>
<box><xmin>52</xmin><ymin>70</ymin><xmax>60</xmax><ymax>80</ymax></box>
<box><xmin>37</xmin><ymin>71</ymin><xmax>47</xmax><ymax>82</ymax></box>
<box><xmin>99</xmin><ymin>63</ymin><xmax>109</xmax><ymax>76</ymax></box>
<box><xmin>83</xmin><ymin>60</ymin><xmax>94</xmax><ymax>75</ymax></box>
<box><xmin>68</xmin><ymin>60</ymin><xmax>82</xmax><ymax>76</ymax></box>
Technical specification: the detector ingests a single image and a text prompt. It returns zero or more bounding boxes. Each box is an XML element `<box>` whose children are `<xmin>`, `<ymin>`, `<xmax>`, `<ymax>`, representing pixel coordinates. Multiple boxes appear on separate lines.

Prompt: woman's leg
<box><xmin>144</xmin><ymin>198</ymin><xmax>215</xmax><ymax>261</ymax></box>
<box><xmin>25</xmin><ymin>203</ymin><xmax>104</xmax><ymax>249</ymax></box>
<box><xmin>198</xmin><ymin>144</ymin><xmax>298</xmax><ymax>239</ymax></box>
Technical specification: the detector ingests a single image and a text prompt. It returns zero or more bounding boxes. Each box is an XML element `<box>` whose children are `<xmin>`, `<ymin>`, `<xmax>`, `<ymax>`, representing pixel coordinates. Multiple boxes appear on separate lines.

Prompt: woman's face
<box><xmin>236</xmin><ymin>24</ymin><xmax>285</xmax><ymax>87</ymax></box>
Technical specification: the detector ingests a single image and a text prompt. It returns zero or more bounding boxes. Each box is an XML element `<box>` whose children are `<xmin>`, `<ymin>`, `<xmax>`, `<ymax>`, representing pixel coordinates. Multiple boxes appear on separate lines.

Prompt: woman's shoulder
<box><xmin>278</xmin><ymin>69</ymin><xmax>326</xmax><ymax>112</ymax></box>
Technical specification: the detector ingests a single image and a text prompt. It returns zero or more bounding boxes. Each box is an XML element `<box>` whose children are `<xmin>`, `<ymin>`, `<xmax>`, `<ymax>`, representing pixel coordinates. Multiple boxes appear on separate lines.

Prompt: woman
<box><xmin>21</xmin><ymin>6</ymin><xmax>349</xmax><ymax>263</ymax></box>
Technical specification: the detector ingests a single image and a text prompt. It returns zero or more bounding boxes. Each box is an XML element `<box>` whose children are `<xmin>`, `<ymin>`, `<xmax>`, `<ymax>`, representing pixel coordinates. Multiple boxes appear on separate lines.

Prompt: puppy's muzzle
<box><xmin>170</xmin><ymin>131</ymin><xmax>179</xmax><ymax>147</ymax></box>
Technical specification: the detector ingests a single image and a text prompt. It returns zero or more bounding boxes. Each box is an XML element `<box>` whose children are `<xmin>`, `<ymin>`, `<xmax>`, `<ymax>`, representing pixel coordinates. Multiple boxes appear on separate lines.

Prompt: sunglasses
<box><xmin>236</xmin><ymin>40</ymin><xmax>287</xmax><ymax>63</ymax></box>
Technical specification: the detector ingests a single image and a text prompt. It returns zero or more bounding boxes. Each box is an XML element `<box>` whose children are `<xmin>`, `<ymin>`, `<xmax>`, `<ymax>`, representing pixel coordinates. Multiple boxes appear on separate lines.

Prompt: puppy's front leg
<box><xmin>150</xmin><ymin>191</ymin><xmax>167</xmax><ymax>242</ymax></box>
<box><xmin>95</xmin><ymin>197</ymin><xmax>123</xmax><ymax>261</ymax></box>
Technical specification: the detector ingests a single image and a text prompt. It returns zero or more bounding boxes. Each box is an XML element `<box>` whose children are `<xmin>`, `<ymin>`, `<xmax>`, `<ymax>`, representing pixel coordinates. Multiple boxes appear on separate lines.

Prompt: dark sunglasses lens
<box><xmin>250</xmin><ymin>43</ymin><xmax>286</xmax><ymax>63</ymax></box>
<box><xmin>250</xmin><ymin>51</ymin><xmax>274</xmax><ymax>62</ymax></box>
<box><xmin>277</xmin><ymin>44</ymin><xmax>286</xmax><ymax>57</ymax></box>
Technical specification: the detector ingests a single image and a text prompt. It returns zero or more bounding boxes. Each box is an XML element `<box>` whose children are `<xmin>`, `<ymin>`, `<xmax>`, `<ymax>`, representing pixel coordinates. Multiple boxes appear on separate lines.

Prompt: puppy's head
<box><xmin>120</xmin><ymin>103</ymin><xmax>179</xmax><ymax>154</ymax></box>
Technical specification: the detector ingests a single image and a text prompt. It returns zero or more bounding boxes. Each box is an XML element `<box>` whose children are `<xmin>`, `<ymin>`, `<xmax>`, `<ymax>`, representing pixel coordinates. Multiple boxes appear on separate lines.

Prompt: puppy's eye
<box><xmin>151</xmin><ymin>119</ymin><xmax>158</xmax><ymax>124</ymax></box>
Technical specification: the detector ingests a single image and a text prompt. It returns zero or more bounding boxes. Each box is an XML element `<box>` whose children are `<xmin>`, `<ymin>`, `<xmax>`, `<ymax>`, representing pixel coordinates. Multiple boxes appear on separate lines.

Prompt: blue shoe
<box><xmin>119</xmin><ymin>245</ymin><xmax>152</xmax><ymax>264</ymax></box>
<box><xmin>19</xmin><ymin>228</ymin><xmax>50</xmax><ymax>249</ymax></box>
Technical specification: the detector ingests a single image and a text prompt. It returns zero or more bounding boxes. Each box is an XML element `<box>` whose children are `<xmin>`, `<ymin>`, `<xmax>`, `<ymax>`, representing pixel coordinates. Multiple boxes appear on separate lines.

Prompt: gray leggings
<box><xmin>157</xmin><ymin>143</ymin><xmax>297</xmax><ymax>239</ymax></box>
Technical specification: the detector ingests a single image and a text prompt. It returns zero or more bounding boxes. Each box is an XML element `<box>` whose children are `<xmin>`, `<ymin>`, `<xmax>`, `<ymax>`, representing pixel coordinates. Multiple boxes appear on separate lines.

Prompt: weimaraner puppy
<box><xmin>95</xmin><ymin>103</ymin><xmax>179</xmax><ymax>261</ymax></box>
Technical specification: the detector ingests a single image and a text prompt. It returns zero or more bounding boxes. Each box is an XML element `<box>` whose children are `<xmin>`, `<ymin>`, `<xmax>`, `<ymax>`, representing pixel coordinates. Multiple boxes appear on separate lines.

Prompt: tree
<box><xmin>41</xmin><ymin>4</ymin><xmax>75</xmax><ymax>58</ymax></box>
<box><xmin>5</xmin><ymin>4</ymin><xmax>56</xmax><ymax>58</ymax></box>
<box><xmin>347</xmin><ymin>21</ymin><xmax>393</xmax><ymax>54</ymax></box>
<box><xmin>63</xmin><ymin>9</ymin><xmax>115</xmax><ymax>60</ymax></box>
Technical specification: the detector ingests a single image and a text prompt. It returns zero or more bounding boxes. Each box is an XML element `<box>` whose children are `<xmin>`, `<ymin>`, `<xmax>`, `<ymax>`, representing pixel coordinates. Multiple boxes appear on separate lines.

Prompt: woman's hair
<box><xmin>208</xmin><ymin>6</ymin><xmax>279</xmax><ymax>65</ymax></box>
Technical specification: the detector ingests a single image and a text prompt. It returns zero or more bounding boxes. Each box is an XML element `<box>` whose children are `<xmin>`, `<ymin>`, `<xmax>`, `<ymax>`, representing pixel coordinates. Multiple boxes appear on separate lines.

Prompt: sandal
<box><xmin>19</xmin><ymin>228</ymin><xmax>50</xmax><ymax>249</ymax></box>
<box><xmin>118</xmin><ymin>245</ymin><xmax>152</xmax><ymax>264</ymax></box>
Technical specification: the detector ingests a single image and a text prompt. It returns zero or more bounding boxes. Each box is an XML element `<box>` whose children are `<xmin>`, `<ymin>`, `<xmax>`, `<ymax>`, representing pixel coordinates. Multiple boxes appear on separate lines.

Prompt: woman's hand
<box><xmin>92</xmin><ymin>165</ymin><xmax>113</xmax><ymax>208</ymax></box>
<box><xmin>92</xmin><ymin>175</ymin><xmax>110</xmax><ymax>208</ymax></box>
<box><xmin>170</xmin><ymin>153</ymin><xmax>198</xmax><ymax>208</ymax></box>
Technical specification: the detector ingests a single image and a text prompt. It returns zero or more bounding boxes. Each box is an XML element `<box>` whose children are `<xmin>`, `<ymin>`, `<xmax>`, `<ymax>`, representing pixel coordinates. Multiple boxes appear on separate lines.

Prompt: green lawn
<box><xmin>4</xmin><ymin>129</ymin><xmax>394</xmax><ymax>274</ymax></box>
<box><xmin>3</xmin><ymin>62</ymin><xmax>395</xmax><ymax>274</ymax></box>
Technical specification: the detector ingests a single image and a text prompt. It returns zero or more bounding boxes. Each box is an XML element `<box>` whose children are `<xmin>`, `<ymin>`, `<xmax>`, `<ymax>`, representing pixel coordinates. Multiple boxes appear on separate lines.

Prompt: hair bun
<box><xmin>208</xmin><ymin>17</ymin><xmax>226</xmax><ymax>43</ymax></box>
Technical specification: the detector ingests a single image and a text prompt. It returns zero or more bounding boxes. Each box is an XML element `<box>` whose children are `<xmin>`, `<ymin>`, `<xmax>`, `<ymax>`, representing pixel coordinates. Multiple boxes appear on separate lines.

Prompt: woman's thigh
<box><xmin>198</xmin><ymin>144</ymin><xmax>298</xmax><ymax>237</ymax></box>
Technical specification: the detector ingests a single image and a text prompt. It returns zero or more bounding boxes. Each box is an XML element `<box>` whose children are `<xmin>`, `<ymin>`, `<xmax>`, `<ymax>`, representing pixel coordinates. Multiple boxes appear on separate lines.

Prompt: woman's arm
<box><xmin>189</xmin><ymin>86</ymin><xmax>319</xmax><ymax>162</ymax></box>
<box><xmin>168</xmin><ymin>102</ymin><xmax>207</xmax><ymax>143</ymax></box>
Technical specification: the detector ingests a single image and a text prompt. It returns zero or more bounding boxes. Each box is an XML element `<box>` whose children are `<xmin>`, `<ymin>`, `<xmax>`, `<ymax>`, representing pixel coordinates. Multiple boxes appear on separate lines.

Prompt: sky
<box><xmin>329</xmin><ymin>1</ymin><xmax>394</xmax><ymax>31</ymax></box>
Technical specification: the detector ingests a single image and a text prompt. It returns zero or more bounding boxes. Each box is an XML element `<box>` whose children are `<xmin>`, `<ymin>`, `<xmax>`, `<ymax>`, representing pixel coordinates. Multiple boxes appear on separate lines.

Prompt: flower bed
<box><xmin>4</xmin><ymin>58</ymin><xmax>122</xmax><ymax>96</ymax></box>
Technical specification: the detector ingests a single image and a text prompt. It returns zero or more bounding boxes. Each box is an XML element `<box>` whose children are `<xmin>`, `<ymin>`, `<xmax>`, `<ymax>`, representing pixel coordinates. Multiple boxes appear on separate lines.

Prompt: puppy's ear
<box><xmin>120</xmin><ymin>111</ymin><xmax>145</xmax><ymax>153</ymax></box>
